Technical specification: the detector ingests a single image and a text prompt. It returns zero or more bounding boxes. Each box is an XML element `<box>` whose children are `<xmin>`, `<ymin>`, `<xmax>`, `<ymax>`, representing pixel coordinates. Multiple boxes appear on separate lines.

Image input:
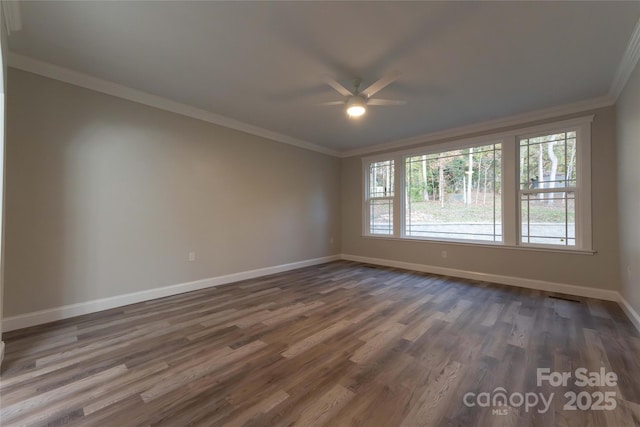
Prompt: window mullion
<box><xmin>577</xmin><ymin>123</ymin><xmax>592</xmax><ymax>250</ymax></box>
<box><xmin>362</xmin><ymin>159</ymin><xmax>370</xmax><ymax>236</ymax></box>
<box><xmin>394</xmin><ymin>155</ymin><xmax>403</xmax><ymax>238</ymax></box>
<box><xmin>502</xmin><ymin>135</ymin><xmax>517</xmax><ymax>245</ymax></box>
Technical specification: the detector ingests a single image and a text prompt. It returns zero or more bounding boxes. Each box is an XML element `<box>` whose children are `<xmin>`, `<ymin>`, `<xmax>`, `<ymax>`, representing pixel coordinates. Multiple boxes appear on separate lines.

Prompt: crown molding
<box><xmin>609</xmin><ymin>17</ymin><xmax>640</xmax><ymax>101</ymax></box>
<box><xmin>7</xmin><ymin>50</ymin><xmax>626</xmax><ymax>160</ymax></box>
<box><xmin>339</xmin><ymin>95</ymin><xmax>615</xmax><ymax>158</ymax></box>
<box><xmin>1</xmin><ymin>0</ymin><xmax>22</xmax><ymax>35</ymax></box>
<box><xmin>7</xmin><ymin>53</ymin><xmax>340</xmax><ymax>157</ymax></box>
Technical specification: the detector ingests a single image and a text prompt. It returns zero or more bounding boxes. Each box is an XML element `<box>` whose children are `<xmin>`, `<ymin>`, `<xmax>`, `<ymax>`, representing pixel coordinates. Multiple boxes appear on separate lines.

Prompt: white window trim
<box><xmin>362</xmin><ymin>156</ymin><xmax>396</xmax><ymax>237</ymax></box>
<box><xmin>362</xmin><ymin>115</ymin><xmax>594</xmax><ymax>252</ymax></box>
<box><xmin>515</xmin><ymin>120</ymin><xmax>592</xmax><ymax>250</ymax></box>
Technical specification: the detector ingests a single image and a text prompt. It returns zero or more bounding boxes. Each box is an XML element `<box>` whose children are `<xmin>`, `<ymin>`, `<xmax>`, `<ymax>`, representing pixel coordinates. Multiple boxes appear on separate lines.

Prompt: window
<box><xmin>365</xmin><ymin>159</ymin><xmax>394</xmax><ymax>235</ymax></box>
<box><xmin>362</xmin><ymin>116</ymin><xmax>592</xmax><ymax>251</ymax></box>
<box><xmin>405</xmin><ymin>144</ymin><xmax>501</xmax><ymax>242</ymax></box>
<box><xmin>519</xmin><ymin>131</ymin><xmax>576</xmax><ymax>246</ymax></box>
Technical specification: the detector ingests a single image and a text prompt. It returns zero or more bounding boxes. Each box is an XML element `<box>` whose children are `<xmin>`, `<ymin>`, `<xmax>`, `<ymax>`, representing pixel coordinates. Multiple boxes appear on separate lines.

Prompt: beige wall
<box><xmin>617</xmin><ymin>61</ymin><xmax>640</xmax><ymax>315</ymax></box>
<box><xmin>1</xmin><ymin>66</ymin><xmax>629</xmax><ymax>320</ymax></box>
<box><xmin>342</xmin><ymin>106</ymin><xmax>620</xmax><ymax>291</ymax></box>
<box><xmin>3</xmin><ymin>69</ymin><xmax>341</xmax><ymax>317</ymax></box>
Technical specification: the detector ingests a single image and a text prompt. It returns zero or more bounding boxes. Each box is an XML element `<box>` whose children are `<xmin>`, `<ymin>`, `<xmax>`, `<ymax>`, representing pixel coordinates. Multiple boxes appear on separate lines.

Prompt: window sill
<box><xmin>361</xmin><ymin>235</ymin><xmax>596</xmax><ymax>255</ymax></box>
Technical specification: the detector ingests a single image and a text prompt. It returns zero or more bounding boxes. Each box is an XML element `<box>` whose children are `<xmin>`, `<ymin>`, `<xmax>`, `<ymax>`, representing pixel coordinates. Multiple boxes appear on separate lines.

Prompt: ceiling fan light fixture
<box><xmin>346</xmin><ymin>97</ymin><xmax>366</xmax><ymax>118</ymax></box>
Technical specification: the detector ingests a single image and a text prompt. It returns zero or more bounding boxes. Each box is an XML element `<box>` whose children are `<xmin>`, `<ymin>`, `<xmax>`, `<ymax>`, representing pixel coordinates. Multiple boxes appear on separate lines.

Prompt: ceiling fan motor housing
<box><xmin>346</xmin><ymin>96</ymin><xmax>367</xmax><ymax>117</ymax></box>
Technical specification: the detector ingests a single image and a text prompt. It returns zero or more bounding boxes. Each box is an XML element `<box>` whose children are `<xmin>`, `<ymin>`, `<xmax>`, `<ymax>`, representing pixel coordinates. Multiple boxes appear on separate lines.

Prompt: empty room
<box><xmin>1</xmin><ymin>1</ymin><xmax>640</xmax><ymax>426</ymax></box>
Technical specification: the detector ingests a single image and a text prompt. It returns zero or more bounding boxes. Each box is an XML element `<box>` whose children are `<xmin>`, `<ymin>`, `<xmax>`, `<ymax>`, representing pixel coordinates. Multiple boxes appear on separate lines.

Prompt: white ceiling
<box><xmin>7</xmin><ymin>1</ymin><xmax>640</xmax><ymax>152</ymax></box>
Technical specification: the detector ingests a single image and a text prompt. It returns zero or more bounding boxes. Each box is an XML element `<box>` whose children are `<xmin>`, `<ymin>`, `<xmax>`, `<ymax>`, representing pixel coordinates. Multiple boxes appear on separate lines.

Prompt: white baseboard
<box><xmin>340</xmin><ymin>253</ymin><xmax>640</xmax><ymax>332</ymax></box>
<box><xmin>340</xmin><ymin>254</ymin><xmax>620</xmax><ymax>302</ymax></box>
<box><xmin>1</xmin><ymin>255</ymin><xmax>340</xmax><ymax>332</ymax></box>
<box><xmin>617</xmin><ymin>293</ymin><xmax>640</xmax><ymax>333</ymax></box>
<box><xmin>4</xmin><ymin>253</ymin><xmax>637</xmax><ymax>334</ymax></box>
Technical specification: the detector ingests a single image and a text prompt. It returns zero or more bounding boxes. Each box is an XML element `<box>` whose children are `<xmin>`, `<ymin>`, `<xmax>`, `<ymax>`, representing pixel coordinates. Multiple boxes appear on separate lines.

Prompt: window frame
<box><xmin>362</xmin><ymin>156</ymin><xmax>398</xmax><ymax>237</ymax></box>
<box><xmin>361</xmin><ymin>115</ymin><xmax>593</xmax><ymax>252</ymax></box>
<box><xmin>515</xmin><ymin>121</ymin><xmax>592</xmax><ymax>250</ymax></box>
<box><xmin>400</xmin><ymin>138</ymin><xmax>504</xmax><ymax>244</ymax></box>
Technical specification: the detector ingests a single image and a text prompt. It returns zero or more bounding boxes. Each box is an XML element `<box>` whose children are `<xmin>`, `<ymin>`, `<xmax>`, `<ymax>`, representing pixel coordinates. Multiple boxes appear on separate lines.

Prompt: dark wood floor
<box><xmin>1</xmin><ymin>261</ymin><xmax>639</xmax><ymax>426</ymax></box>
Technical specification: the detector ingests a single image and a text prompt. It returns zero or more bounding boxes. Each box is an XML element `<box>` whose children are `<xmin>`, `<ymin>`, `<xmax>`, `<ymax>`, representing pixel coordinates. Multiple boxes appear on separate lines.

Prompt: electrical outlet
<box><xmin>628</xmin><ymin>265</ymin><xmax>632</xmax><ymax>280</ymax></box>
<box><xmin>330</xmin><ymin>237</ymin><xmax>334</xmax><ymax>245</ymax></box>
<box><xmin>441</xmin><ymin>250</ymin><xmax>448</xmax><ymax>259</ymax></box>
<box><xmin>188</xmin><ymin>251</ymin><xmax>196</xmax><ymax>262</ymax></box>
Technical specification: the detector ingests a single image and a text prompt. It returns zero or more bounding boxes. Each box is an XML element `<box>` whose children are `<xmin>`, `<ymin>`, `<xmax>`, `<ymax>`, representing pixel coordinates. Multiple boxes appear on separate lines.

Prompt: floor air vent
<box><xmin>548</xmin><ymin>295</ymin><xmax>582</xmax><ymax>303</ymax></box>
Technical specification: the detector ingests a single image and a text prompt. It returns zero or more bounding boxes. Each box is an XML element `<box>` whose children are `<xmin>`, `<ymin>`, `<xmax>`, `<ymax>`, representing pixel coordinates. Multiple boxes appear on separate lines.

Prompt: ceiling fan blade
<box><xmin>367</xmin><ymin>99</ymin><xmax>406</xmax><ymax>106</ymax></box>
<box><xmin>362</xmin><ymin>70</ymin><xmax>401</xmax><ymax>98</ymax></box>
<box><xmin>323</xmin><ymin>75</ymin><xmax>353</xmax><ymax>97</ymax></box>
<box><xmin>319</xmin><ymin>101</ymin><xmax>345</xmax><ymax>106</ymax></box>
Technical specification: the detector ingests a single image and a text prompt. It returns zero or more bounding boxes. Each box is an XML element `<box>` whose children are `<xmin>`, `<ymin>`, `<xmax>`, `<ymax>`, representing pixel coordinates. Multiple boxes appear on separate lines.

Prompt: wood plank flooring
<box><xmin>1</xmin><ymin>261</ymin><xmax>639</xmax><ymax>426</ymax></box>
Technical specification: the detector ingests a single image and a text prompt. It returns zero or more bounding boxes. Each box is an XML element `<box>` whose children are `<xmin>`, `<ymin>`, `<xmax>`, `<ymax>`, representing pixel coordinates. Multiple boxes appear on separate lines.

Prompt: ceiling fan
<box><xmin>322</xmin><ymin>71</ymin><xmax>406</xmax><ymax>118</ymax></box>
